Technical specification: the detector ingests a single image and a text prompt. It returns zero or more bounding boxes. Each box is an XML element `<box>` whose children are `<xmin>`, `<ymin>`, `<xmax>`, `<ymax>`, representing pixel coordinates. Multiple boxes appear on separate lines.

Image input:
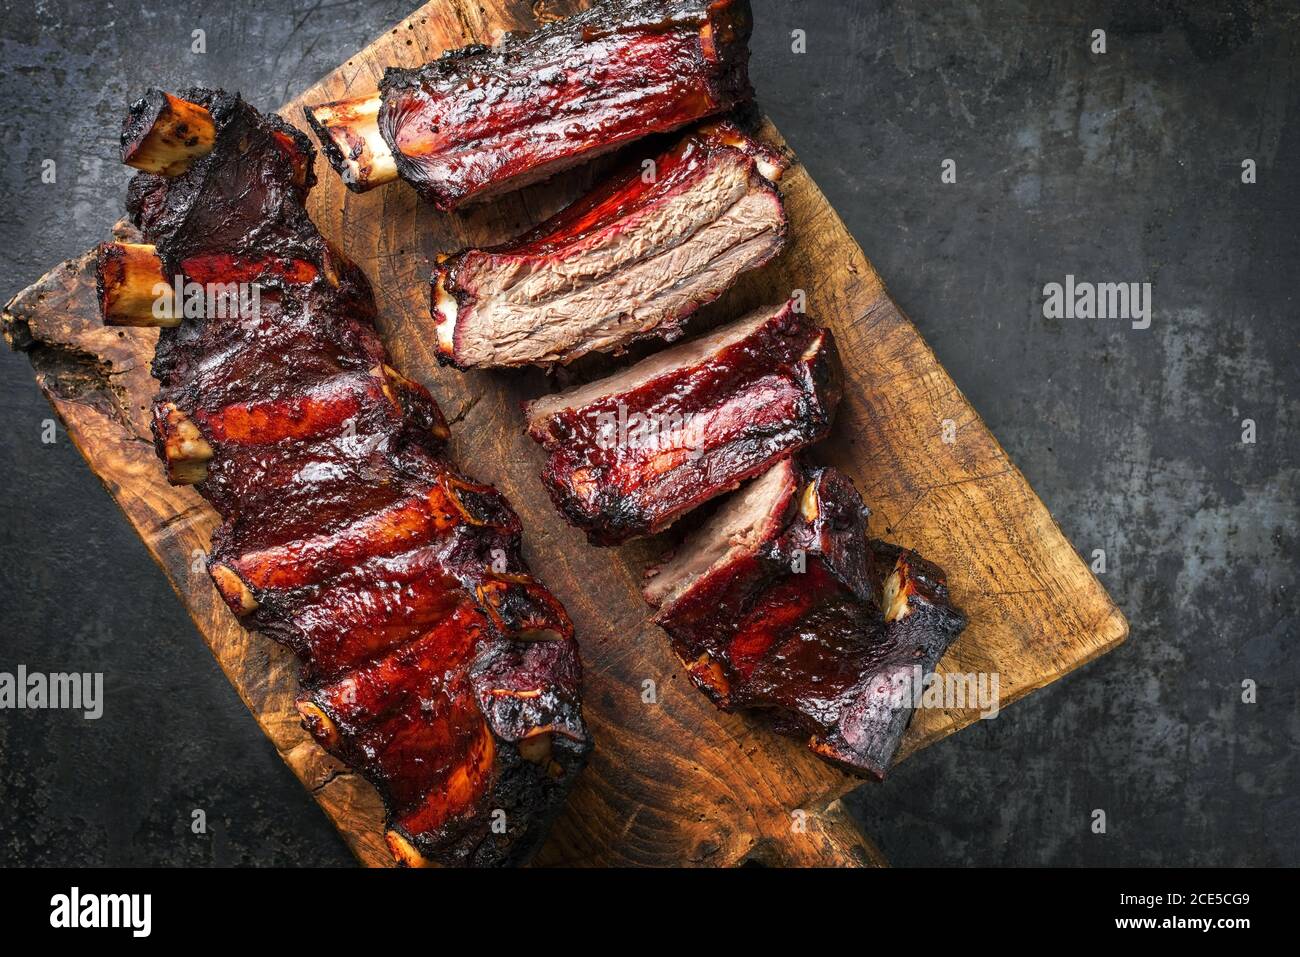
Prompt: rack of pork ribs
<box><xmin>94</xmin><ymin>88</ymin><xmax>590</xmax><ymax>867</ymax></box>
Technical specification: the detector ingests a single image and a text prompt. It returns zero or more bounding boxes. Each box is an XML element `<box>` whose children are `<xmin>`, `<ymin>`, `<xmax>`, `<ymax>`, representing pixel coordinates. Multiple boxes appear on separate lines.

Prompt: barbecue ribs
<box><xmin>524</xmin><ymin>299</ymin><xmax>841</xmax><ymax>545</ymax></box>
<box><xmin>644</xmin><ymin>458</ymin><xmax>966</xmax><ymax>778</ymax></box>
<box><xmin>431</xmin><ymin>122</ymin><xmax>788</xmax><ymax>369</ymax></box>
<box><xmin>305</xmin><ymin>0</ymin><xmax>755</xmax><ymax>207</ymax></box>
<box><xmin>95</xmin><ymin>88</ymin><xmax>590</xmax><ymax>866</ymax></box>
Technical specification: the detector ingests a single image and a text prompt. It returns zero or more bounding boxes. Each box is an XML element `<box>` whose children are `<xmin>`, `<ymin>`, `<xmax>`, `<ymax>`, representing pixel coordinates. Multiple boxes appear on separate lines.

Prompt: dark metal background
<box><xmin>1</xmin><ymin>0</ymin><xmax>1295</xmax><ymax>866</ymax></box>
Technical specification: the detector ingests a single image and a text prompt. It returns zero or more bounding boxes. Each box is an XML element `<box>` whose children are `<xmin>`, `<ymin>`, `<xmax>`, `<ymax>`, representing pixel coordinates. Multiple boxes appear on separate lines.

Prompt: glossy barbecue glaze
<box><xmin>311</xmin><ymin>0</ymin><xmax>754</xmax><ymax>207</ymax></box>
<box><xmin>103</xmin><ymin>88</ymin><xmax>589</xmax><ymax>866</ymax></box>
<box><xmin>645</xmin><ymin>460</ymin><xmax>967</xmax><ymax>778</ymax></box>
<box><xmin>525</xmin><ymin>300</ymin><xmax>841</xmax><ymax>545</ymax></box>
<box><xmin>431</xmin><ymin>122</ymin><xmax>788</xmax><ymax>368</ymax></box>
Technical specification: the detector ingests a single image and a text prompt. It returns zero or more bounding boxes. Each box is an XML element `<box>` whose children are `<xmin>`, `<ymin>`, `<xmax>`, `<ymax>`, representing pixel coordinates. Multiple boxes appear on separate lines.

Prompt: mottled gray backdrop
<box><xmin>0</xmin><ymin>0</ymin><xmax>1295</xmax><ymax>866</ymax></box>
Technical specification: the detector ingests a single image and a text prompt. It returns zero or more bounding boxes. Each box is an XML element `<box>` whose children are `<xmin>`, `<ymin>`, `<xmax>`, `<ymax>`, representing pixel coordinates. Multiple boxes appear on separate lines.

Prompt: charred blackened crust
<box><xmin>376</xmin><ymin>0</ymin><xmax>753</xmax><ymax>103</ymax></box>
<box><xmin>120</xmin><ymin>89</ymin><xmax>217</xmax><ymax>175</ymax></box>
<box><xmin>126</xmin><ymin>88</ymin><xmax>320</xmax><ymax>272</ymax></box>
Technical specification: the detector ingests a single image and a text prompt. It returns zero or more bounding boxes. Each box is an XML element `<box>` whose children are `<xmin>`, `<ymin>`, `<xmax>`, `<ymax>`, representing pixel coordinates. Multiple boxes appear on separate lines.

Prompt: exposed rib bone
<box><xmin>95</xmin><ymin>242</ymin><xmax>178</xmax><ymax>327</ymax></box>
<box><xmin>210</xmin><ymin>563</ymin><xmax>258</xmax><ymax>616</ymax></box>
<box><xmin>385</xmin><ymin>830</ymin><xmax>433</xmax><ymax>868</ymax></box>
<box><xmin>303</xmin><ymin>93</ymin><xmax>397</xmax><ymax>192</ymax></box>
<box><xmin>295</xmin><ymin>700</ymin><xmax>340</xmax><ymax>750</ymax></box>
<box><xmin>154</xmin><ymin>401</ymin><xmax>213</xmax><ymax>485</ymax></box>
<box><xmin>121</xmin><ymin>90</ymin><xmax>216</xmax><ymax>176</ymax></box>
<box><xmin>516</xmin><ymin>731</ymin><xmax>553</xmax><ymax>766</ymax></box>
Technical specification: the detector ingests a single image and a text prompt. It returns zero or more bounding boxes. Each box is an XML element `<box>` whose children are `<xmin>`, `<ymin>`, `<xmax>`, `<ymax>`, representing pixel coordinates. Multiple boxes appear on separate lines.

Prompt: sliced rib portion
<box><xmin>97</xmin><ymin>88</ymin><xmax>589</xmax><ymax>867</ymax></box>
<box><xmin>304</xmin><ymin>0</ymin><xmax>755</xmax><ymax>205</ymax></box>
<box><xmin>431</xmin><ymin>123</ymin><xmax>788</xmax><ymax>369</ymax></box>
<box><xmin>645</xmin><ymin>458</ymin><xmax>967</xmax><ymax>779</ymax></box>
<box><xmin>525</xmin><ymin>300</ymin><xmax>841</xmax><ymax>545</ymax></box>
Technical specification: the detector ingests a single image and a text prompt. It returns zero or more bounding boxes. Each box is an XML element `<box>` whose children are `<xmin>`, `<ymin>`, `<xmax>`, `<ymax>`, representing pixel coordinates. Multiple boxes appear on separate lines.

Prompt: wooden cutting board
<box><xmin>1</xmin><ymin>0</ymin><xmax>1127</xmax><ymax>867</ymax></box>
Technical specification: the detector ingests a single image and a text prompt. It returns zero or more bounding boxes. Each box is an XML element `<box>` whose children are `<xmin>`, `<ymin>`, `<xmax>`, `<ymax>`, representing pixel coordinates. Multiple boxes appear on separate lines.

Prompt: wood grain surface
<box><xmin>2</xmin><ymin>0</ymin><xmax>1127</xmax><ymax>867</ymax></box>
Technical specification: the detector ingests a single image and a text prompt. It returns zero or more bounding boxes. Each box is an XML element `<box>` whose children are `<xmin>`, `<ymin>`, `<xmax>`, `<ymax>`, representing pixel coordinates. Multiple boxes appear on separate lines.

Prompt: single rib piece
<box><xmin>644</xmin><ymin>458</ymin><xmax>967</xmax><ymax>778</ymax></box>
<box><xmin>431</xmin><ymin>122</ymin><xmax>788</xmax><ymax>369</ymax></box>
<box><xmin>97</xmin><ymin>88</ymin><xmax>589</xmax><ymax>866</ymax></box>
<box><xmin>304</xmin><ymin>0</ymin><xmax>755</xmax><ymax>205</ymax></box>
<box><xmin>525</xmin><ymin>300</ymin><xmax>841</xmax><ymax>545</ymax></box>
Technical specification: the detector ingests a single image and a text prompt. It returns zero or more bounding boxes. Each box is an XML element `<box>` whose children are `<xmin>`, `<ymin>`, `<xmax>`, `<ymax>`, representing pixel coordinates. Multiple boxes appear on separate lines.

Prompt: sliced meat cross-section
<box><xmin>525</xmin><ymin>299</ymin><xmax>841</xmax><ymax>545</ymax></box>
<box><xmin>432</xmin><ymin>123</ymin><xmax>789</xmax><ymax>369</ymax></box>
